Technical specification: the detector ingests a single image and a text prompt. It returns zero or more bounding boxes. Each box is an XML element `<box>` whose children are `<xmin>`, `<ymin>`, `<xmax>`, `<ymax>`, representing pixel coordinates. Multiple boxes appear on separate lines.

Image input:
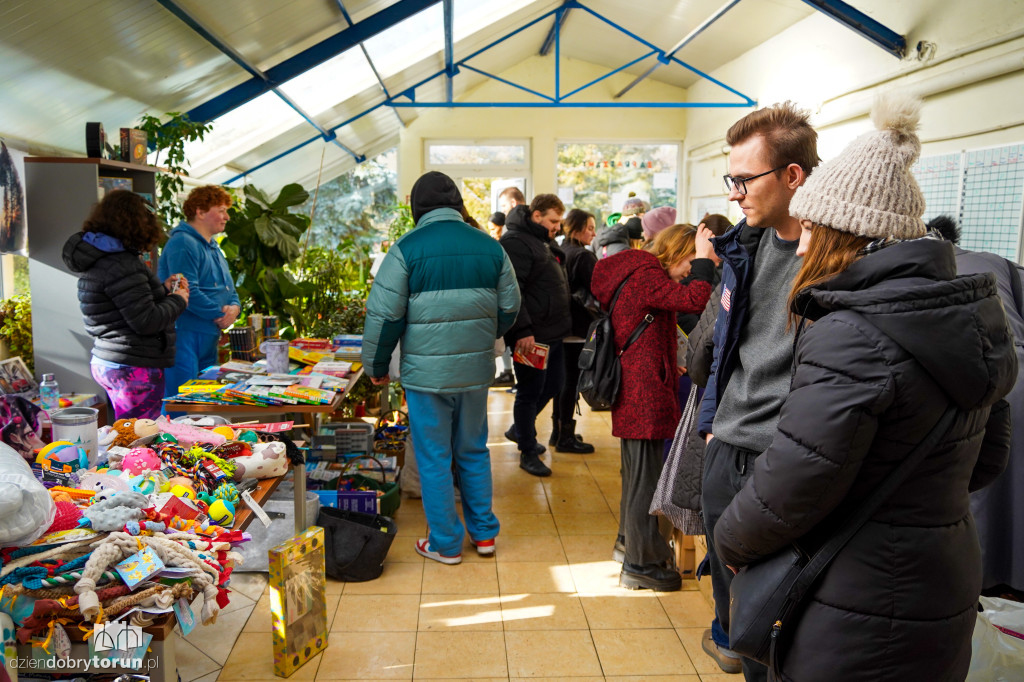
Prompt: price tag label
<box><xmin>241</xmin><ymin>489</ymin><xmax>272</xmax><ymax>528</ymax></box>
<box><xmin>174</xmin><ymin>597</ymin><xmax>196</xmax><ymax>636</ymax></box>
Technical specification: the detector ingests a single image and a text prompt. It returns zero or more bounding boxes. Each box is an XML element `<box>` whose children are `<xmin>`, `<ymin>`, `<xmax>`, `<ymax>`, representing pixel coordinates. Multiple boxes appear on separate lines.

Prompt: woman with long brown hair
<box><xmin>591</xmin><ymin>222</ymin><xmax>715</xmax><ymax>591</ymax></box>
<box><xmin>63</xmin><ymin>190</ymin><xmax>189</xmax><ymax>419</ymax></box>
<box><xmin>713</xmin><ymin>94</ymin><xmax>1015</xmax><ymax>680</ymax></box>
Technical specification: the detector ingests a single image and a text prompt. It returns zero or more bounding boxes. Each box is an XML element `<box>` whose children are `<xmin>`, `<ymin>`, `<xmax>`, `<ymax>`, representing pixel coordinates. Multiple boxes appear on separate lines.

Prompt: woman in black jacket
<box><xmin>550</xmin><ymin>208</ymin><xmax>597</xmax><ymax>453</ymax></box>
<box><xmin>714</xmin><ymin>95</ymin><xmax>1016</xmax><ymax>681</ymax></box>
<box><xmin>63</xmin><ymin>190</ymin><xmax>189</xmax><ymax>419</ymax></box>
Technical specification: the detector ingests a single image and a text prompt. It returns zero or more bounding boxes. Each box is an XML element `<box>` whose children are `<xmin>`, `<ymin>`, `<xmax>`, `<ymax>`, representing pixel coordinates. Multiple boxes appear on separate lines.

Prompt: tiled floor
<box><xmin>177</xmin><ymin>389</ymin><xmax>728</xmax><ymax>681</ymax></box>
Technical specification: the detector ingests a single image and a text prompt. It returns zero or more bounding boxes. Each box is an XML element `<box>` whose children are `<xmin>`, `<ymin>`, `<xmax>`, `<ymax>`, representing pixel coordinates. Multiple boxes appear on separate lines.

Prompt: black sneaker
<box><xmin>493</xmin><ymin>370</ymin><xmax>515</xmax><ymax>387</ymax></box>
<box><xmin>619</xmin><ymin>562</ymin><xmax>682</xmax><ymax>591</ymax></box>
<box><xmin>504</xmin><ymin>426</ymin><xmax>518</xmax><ymax>443</ymax></box>
<box><xmin>519</xmin><ymin>449</ymin><xmax>551</xmax><ymax>477</ymax></box>
<box><xmin>556</xmin><ymin>435</ymin><xmax>594</xmax><ymax>454</ymax></box>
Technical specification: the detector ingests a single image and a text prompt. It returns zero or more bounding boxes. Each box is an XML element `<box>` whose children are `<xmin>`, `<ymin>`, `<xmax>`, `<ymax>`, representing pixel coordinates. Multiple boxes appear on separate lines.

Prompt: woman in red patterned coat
<box><xmin>591</xmin><ymin>223</ymin><xmax>715</xmax><ymax>591</ymax></box>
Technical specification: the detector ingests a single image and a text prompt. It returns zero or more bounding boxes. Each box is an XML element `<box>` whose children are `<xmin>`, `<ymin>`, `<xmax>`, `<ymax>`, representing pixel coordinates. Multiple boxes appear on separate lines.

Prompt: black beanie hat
<box><xmin>410</xmin><ymin>171</ymin><xmax>464</xmax><ymax>223</ymax></box>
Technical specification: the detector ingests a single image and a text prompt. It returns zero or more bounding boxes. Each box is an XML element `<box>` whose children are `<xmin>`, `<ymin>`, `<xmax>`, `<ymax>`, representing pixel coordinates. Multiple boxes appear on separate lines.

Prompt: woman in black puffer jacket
<box><xmin>63</xmin><ymin>190</ymin><xmax>189</xmax><ymax>419</ymax></box>
<box><xmin>714</xmin><ymin>95</ymin><xmax>1016</xmax><ymax>681</ymax></box>
<box><xmin>550</xmin><ymin>208</ymin><xmax>598</xmax><ymax>453</ymax></box>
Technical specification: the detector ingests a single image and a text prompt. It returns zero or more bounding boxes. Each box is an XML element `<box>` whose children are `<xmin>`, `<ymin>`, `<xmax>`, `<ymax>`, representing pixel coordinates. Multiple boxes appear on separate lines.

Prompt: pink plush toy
<box><xmin>122</xmin><ymin>447</ymin><xmax>161</xmax><ymax>475</ymax></box>
<box><xmin>154</xmin><ymin>416</ymin><xmax>226</xmax><ymax>447</ymax></box>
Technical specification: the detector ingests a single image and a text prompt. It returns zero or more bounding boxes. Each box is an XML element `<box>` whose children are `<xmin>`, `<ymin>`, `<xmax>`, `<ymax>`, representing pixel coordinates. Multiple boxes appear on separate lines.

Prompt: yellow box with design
<box><xmin>269</xmin><ymin>526</ymin><xmax>328</xmax><ymax>677</ymax></box>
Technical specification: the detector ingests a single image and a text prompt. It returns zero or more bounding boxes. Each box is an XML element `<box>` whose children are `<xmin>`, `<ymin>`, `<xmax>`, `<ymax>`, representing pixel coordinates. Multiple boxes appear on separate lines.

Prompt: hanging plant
<box><xmin>137</xmin><ymin>112</ymin><xmax>213</xmax><ymax>233</ymax></box>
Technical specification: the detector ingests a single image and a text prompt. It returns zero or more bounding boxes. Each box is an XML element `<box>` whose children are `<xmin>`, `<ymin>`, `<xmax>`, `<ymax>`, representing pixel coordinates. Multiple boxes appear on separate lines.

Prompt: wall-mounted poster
<box><xmin>0</xmin><ymin>141</ymin><xmax>28</xmax><ymax>255</ymax></box>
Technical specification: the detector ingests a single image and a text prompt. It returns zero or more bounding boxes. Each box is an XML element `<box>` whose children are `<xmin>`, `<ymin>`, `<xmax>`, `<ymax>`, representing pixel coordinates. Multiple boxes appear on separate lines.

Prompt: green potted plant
<box><xmin>0</xmin><ymin>294</ymin><xmax>34</xmax><ymax>372</ymax></box>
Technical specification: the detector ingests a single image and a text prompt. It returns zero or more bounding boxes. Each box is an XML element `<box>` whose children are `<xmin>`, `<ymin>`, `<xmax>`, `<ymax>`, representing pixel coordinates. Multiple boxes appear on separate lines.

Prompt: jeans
<box><xmin>512</xmin><ymin>340</ymin><xmax>565</xmax><ymax>452</ymax></box>
<box><xmin>618</xmin><ymin>438</ymin><xmax>674</xmax><ymax>567</ymax></box>
<box><xmin>405</xmin><ymin>387</ymin><xmax>499</xmax><ymax>556</ymax></box>
<box><xmin>702</xmin><ymin>436</ymin><xmax>768</xmax><ymax>682</ymax></box>
<box><xmin>164</xmin><ymin>327</ymin><xmax>220</xmax><ymax>398</ymax></box>
<box><xmin>552</xmin><ymin>341</ymin><xmax>583</xmax><ymax>425</ymax></box>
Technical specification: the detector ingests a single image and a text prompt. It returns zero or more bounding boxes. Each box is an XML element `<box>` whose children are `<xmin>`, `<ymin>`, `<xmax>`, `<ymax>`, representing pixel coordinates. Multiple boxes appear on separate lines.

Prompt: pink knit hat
<box><xmin>641</xmin><ymin>206</ymin><xmax>677</xmax><ymax>240</ymax></box>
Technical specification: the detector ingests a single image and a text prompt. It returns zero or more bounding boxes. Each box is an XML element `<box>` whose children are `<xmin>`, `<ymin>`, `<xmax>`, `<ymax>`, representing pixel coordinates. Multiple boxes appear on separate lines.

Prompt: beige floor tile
<box><xmin>606</xmin><ymin>677</ymin><xmax>701</xmax><ymax>681</ymax></box>
<box><xmin>493</xmin><ymin>494</ymin><xmax>550</xmax><ymax>514</ymax></box>
<box><xmin>173</xmin><ymin>636</ymin><xmax>221</xmax><ymax>681</ymax></box>
<box><xmin>494</xmin><ymin>534</ymin><xmax>567</xmax><ymax>563</ymax></box>
<box><xmin>325</xmin><ymin>577</ymin><xmax>346</xmax><ymax>595</ymax></box>
<box><xmin>592</xmin><ymin>629</ymin><xmax>695</xmax><ymax>676</ymax></box>
<box><xmin>229</xmin><ymin>573</ymin><xmax>270</xmax><ymax>601</ymax></box>
<box><xmin>324</xmin><ymin>593</ymin><xmax>342</xmax><ymax>630</ymax></box>
<box><xmin>505</xmin><ymin>630</ymin><xmax>603</xmax><ymax>678</ymax></box>
<box><xmin>586</xmin><ymin>461</ymin><xmax>625</xmax><ymax>478</ymax></box>
<box><xmin>510</xmin><ymin>678</ymin><xmax>605</xmax><ymax>682</ymax></box>
<box><xmin>497</xmin><ymin>561</ymin><xmax>576</xmax><ymax>594</ymax></box>
<box><xmin>492</xmin><ymin>477</ymin><xmax>547</xmax><ymax>496</ymax></box>
<box><xmin>315</xmin><ymin>631</ymin><xmax>415</xmax><ymax>680</ymax></box>
<box><xmin>386</xmin><ymin>539</ymin><xmax>427</xmax><ymax>563</ymax></box>
<box><xmin>546</xmin><ymin>462</ymin><xmax>594</xmax><ymax>479</ymax></box>
<box><xmin>544</xmin><ymin>476</ymin><xmax>602</xmax><ymax>497</ymax></box>
<box><xmin>215</xmin><ymin>590</ymin><xmax>255</xmax><ymax>616</ymax></box>
<box><xmin>421</xmin><ymin>561</ymin><xmax>498</xmax><ymax>594</ymax></box>
<box><xmin>394</xmin><ymin>514</ymin><xmax>428</xmax><ymax>537</ymax></box>
<box><xmin>344</xmin><ymin>562</ymin><xmax>424</xmax><ymax>595</ymax></box>
<box><xmin>606</xmin><ymin>671</ymin><xmax>704</xmax><ymax>675</ymax></box>
<box><xmin>187</xmin><ymin>605</ymin><xmax>252</xmax><ymax>664</ymax></box>
<box><xmin>418</xmin><ymin>593</ymin><xmax>504</xmax><ymax>631</ymax></box>
<box><xmin>593</xmin><ymin>475</ymin><xmax>623</xmax><ymax>497</ymax></box>
<box><xmin>569</xmin><ymin>561</ymin><xmax>626</xmax><ymax>595</ymax></box>
<box><xmin>220</xmin><ymin>632</ymin><xmax>321</xmax><ymax>680</ymax></box>
<box><xmin>498</xmin><ymin>512</ymin><xmax>558</xmax><ymax>535</ymax></box>
<box><xmin>190</xmin><ymin>670</ymin><xmax>220</xmax><ymax>682</ymax></box>
<box><xmin>243</xmin><ymin>591</ymin><xmax>271</xmax><ymax>633</ymax></box>
<box><xmin>500</xmin><ymin>593</ymin><xmax>589</xmax><ymax>631</ymax></box>
<box><xmin>332</xmin><ymin>594</ymin><xmax>420</xmax><ymax>631</ymax></box>
<box><xmin>553</xmin><ymin>512</ymin><xmax>620</xmax><ymax>535</ymax></box>
<box><xmin>657</xmin><ymin>590</ymin><xmax>715</xmax><ymax>628</ymax></box>
<box><xmin>561</xmin><ymin>534</ymin><xmax>619</xmax><ymax>563</ymax></box>
<box><xmin>698</xmin><ymin>675</ymin><xmax>744</xmax><ymax>682</ymax></box>
<box><xmin>676</xmin><ymin>627</ymin><xmax>725</xmax><ymax>675</ymax></box>
<box><xmin>580</xmin><ymin>593</ymin><xmax>673</xmax><ymax>629</ymax></box>
<box><xmin>413</xmin><ymin>631</ymin><xmax>507</xmax><ymax>679</ymax></box>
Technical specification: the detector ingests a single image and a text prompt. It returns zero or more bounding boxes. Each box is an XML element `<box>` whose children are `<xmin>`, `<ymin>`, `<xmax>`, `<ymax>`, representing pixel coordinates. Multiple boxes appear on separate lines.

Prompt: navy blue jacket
<box><xmin>697</xmin><ymin>219</ymin><xmax>767</xmax><ymax>436</ymax></box>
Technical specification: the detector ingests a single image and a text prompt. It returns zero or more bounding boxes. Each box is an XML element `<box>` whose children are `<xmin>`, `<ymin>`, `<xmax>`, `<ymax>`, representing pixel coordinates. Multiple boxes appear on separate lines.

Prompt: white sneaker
<box><xmin>415</xmin><ymin>538</ymin><xmax>462</xmax><ymax>565</ymax></box>
<box><xmin>470</xmin><ymin>538</ymin><xmax>496</xmax><ymax>556</ymax></box>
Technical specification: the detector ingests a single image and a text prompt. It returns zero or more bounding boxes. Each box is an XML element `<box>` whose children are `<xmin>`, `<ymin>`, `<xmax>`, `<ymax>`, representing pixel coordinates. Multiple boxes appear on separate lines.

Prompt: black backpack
<box><xmin>577</xmin><ymin>274</ymin><xmax>653</xmax><ymax>410</ymax></box>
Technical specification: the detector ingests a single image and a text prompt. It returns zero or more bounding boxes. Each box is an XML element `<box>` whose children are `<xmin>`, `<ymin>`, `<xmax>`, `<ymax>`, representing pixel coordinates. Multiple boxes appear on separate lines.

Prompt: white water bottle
<box><xmin>40</xmin><ymin>373</ymin><xmax>60</xmax><ymax>411</ymax></box>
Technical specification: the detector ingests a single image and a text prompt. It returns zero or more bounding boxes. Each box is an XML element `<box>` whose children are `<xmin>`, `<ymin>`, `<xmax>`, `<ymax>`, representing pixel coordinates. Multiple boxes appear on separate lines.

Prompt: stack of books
<box><xmin>333</xmin><ymin>335</ymin><xmax>363</xmax><ymax>362</ymax></box>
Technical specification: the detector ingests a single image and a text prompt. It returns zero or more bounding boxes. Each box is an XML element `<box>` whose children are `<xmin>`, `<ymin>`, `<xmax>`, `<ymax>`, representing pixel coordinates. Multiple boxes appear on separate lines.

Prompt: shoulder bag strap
<box><xmin>607</xmin><ymin>272</ymin><xmax>655</xmax><ymax>356</ymax></box>
<box><xmin>786</xmin><ymin>405</ymin><xmax>958</xmax><ymax>606</ymax></box>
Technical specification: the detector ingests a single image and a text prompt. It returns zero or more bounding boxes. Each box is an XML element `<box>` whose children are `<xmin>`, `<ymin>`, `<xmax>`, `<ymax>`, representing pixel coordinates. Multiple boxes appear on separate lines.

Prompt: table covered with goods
<box><xmin>0</xmin><ymin>412</ymin><xmax>299</xmax><ymax>682</ymax></box>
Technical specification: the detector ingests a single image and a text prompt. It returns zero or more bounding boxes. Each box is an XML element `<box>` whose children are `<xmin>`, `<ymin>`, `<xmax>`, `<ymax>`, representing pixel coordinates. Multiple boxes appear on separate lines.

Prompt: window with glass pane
<box><xmin>427</xmin><ymin>144</ymin><xmax>527</xmax><ymax>166</ymax></box>
<box><xmin>556</xmin><ymin>143</ymin><xmax>679</xmax><ymax>223</ymax></box>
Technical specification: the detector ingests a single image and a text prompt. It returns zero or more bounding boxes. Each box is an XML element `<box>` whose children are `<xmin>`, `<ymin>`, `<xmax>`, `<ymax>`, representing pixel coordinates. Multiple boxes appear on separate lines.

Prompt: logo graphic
<box><xmin>93</xmin><ymin>621</ymin><xmax>144</xmax><ymax>652</ymax></box>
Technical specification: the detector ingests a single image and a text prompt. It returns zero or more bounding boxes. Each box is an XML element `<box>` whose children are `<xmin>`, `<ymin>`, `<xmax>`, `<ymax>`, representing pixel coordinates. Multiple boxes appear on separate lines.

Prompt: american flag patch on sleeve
<box><xmin>721</xmin><ymin>287</ymin><xmax>732</xmax><ymax>312</ymax></box>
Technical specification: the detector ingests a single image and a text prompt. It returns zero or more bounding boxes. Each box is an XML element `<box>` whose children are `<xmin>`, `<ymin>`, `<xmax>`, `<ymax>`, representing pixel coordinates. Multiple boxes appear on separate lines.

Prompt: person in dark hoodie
<box><xmin>158</xmin><ymin>185</ymin><xmax>240</xmax><ymax>399</ymax></box>
<box><xmin>591</xmin><ymin>222</ymin><xmax>715</xmax><ymax>591</ymax></box>
<box><xmin>63</xmin><ymin>190</ymin><xmax>189</xmax><ymax>419</ymax></box>
<box><xmin>715</xmin><ymin>94</ymin><xmax>1016</xmax><ymax>681</ymax></box>
<box><xmin>501</xmin><ymin>194</ymin><xmax>571</xmax><ymax>477</ymax></box>
<box><xmin>930</xmin><ymin>214</ymin><xmax>1024</xmax><ymax>597</ymax></box>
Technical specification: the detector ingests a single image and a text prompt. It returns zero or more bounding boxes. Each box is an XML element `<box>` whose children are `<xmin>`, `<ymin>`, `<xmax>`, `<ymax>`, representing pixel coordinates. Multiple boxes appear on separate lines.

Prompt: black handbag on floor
<box><xmin>728</xmin><ymin>405</ymin><xmax>957</xmax><ymax>677</ymax></box>
<box><xmin>318</xmin><ymin>507</ymin><xmax>397</xmax><ymax>582</ymax></box>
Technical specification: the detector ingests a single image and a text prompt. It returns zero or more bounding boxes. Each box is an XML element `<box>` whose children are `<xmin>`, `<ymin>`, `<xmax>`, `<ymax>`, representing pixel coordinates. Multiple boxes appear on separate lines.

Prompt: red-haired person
<box><xmin>158</xmin><ymin>185</ymin><xmax>240</xmax><ymax>399</ymax></box>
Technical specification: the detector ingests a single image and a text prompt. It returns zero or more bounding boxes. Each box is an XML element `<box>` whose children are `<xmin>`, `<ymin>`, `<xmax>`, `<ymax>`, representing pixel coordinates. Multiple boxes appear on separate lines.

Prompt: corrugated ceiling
<box><xmin>0</xmin><ymin>0</ymin><xmax>815</xmax><ymax>190</ymax></box>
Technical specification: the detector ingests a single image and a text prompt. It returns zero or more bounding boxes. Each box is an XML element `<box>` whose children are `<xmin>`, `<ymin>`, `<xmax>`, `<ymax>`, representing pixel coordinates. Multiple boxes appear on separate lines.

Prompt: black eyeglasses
<box><xmin>723</xmin><ymin>166</ymin><xmax>788</xmax><ymax>195</ymax></box>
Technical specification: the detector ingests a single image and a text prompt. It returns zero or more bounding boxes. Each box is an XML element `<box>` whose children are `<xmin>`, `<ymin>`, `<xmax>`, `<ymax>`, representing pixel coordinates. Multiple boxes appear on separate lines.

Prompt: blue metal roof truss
<box><xmin>801</xmin><ymin>0</ymin><xmax>906</xmax><ymax>59</ymax></box>
<box><xmin>219</xmin><ymin>0</ymin><xmax>756</xmax><ymax>183</ymax></box>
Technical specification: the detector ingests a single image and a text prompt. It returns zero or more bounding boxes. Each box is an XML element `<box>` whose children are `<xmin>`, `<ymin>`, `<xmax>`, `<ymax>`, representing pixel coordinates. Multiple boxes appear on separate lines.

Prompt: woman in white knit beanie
<box><xmin>712</xmin><ymin>92</ymin><xmax>1017</xmax><ymax>681</ymax></box>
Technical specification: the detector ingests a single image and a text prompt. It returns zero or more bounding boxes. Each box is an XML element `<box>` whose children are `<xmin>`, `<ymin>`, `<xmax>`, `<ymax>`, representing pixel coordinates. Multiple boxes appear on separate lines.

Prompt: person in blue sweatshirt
<box><xmin>158</xmin><ymin>185</ymin><xmax>240</xmax><ymax>398</ymax></box>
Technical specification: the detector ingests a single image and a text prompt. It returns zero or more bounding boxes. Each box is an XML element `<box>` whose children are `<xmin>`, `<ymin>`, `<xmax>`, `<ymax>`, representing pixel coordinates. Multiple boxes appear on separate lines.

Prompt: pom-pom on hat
<box><xmin>621</xmin><ymin>192</ymin><xmax>649</xmax><ymax>216</ymax></box>
<box><xmin>790</xmin><ymin>91</ymin><xmax>926</xmax><ymax>240</ymax></box>
<box><xmin>642</xmin><ymin>206</ymin><xmax>677</xmax><ymax>240</ymax></box>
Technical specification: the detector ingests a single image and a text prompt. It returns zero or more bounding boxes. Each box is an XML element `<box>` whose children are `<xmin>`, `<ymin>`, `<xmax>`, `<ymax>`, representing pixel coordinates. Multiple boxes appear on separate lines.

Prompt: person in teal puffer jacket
<box><xmin>362</xmin><ymin>171</ymin><xmax>521</xmax><ymax>564</ymax></box>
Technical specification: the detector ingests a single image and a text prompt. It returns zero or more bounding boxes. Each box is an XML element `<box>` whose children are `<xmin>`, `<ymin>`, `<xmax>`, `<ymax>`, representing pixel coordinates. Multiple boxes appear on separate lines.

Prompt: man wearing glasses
<box><xmin>696</xmin><ymin>102</ymin><xmax>819</xmax><ymax>680</ymax></box>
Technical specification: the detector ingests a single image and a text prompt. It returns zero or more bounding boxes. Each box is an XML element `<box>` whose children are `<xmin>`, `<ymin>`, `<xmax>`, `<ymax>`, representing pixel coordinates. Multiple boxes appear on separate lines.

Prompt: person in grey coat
<box><xmin>930</xmin><ymin>214</ymin><xmax>1024</xmax><ymax>594</ymax></box>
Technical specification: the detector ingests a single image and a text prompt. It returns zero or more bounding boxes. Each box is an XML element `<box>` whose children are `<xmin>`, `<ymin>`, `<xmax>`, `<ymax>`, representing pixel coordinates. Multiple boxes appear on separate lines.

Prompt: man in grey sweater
<box><xmin>697</xmin><ymin>102</ymin><xmax>819</xmax><ymax>680</ymax></box>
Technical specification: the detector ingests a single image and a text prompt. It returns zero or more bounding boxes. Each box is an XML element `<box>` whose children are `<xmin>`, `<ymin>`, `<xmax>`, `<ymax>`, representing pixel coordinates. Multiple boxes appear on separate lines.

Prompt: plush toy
<box><xmin>77</xmin><ymin>472</ymin><xmax>130</xmax><ymax>495</ymax></box>
<box><xmin>80</xmin><ymin>491</ymin><xmax>149</xmax><ymax>532</ymax></box>
<box><xmin>154</xmin><ymin>417</ymin><xmax>226</xmax><ymax>447</ymax></box>
<box><xmin>232</xmin><ymin>441</ymin><xmax>289</xmax><ymax>480</ymax></box>
<box><xmin>104</xmin><ymin>419</ymin><xmax>160</xmax><ymax>449</ymax></box>
<box><xmin>0</xmin><ymin>442</ymin><xmax>57</xmax><ymax>546</ymax></box>
<box><xmin>122</xmin><ymin>447</ymin><xmax>161</xmax><ymax>475</ymax></box>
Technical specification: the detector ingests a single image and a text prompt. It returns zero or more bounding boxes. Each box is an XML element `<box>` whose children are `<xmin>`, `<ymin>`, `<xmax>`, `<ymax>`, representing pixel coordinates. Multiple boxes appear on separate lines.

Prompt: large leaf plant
<box><xmin>220</xmin><ymin>184</ymin><xmax>313</xmax><ymax>333</ymax></box>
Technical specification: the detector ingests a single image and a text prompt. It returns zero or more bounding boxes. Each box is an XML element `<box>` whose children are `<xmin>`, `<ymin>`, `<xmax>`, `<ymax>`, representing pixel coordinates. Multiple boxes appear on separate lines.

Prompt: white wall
<box><xmin>398</xmin><ymin>55</ymin><xmax>690</xmax><ymax>200</ymax></box>
<box><xmin>683</xmin><ymin>0</ymin><xmax>1024</xmax><ymax>223</ymax></box>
